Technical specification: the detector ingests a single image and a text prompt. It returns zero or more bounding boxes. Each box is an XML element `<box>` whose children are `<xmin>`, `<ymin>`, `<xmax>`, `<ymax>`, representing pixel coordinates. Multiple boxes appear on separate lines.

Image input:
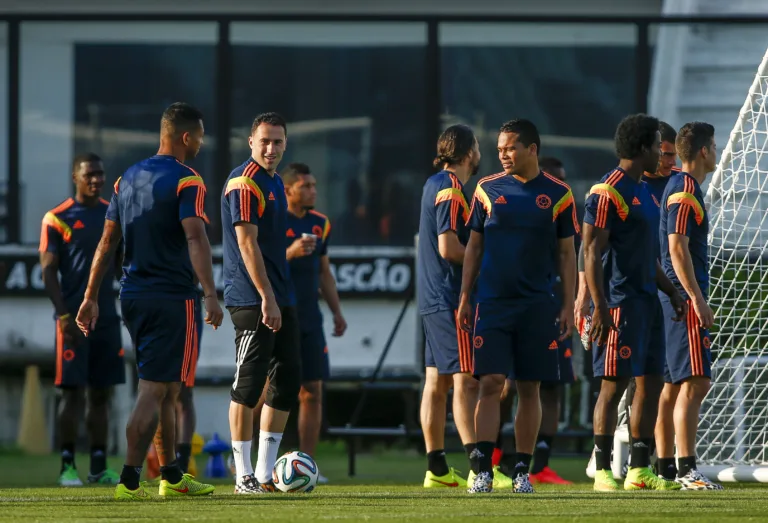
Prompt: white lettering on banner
<box><xmin>6</xmin><ymin>262</ymin><xmax>28</xmax><ymax>289</ymax></box>
<box><xmin>330</xmin><ymin>258</ymin><xmax>411</xmax><ymax>293</ymax></box>
<box><xmin>30</xmin><ymin>263</ymin><xmax>45</xmax><ymax>290</ymax></box>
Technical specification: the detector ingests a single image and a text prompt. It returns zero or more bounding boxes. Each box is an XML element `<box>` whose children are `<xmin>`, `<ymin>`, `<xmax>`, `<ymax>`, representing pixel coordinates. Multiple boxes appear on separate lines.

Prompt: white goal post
<box><xmin>698</xmin><ymin>47</ymin><xmax>768</xmax><ymax>483</ymax></box>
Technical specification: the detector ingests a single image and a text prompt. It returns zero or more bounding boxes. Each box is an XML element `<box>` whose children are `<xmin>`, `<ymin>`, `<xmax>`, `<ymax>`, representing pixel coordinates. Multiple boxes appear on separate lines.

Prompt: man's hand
<box><xmin>59</xmin><ymin>314</ymin><xmax>82</xmax><ymax>347</ymax></box>
<box><xmin>668</xmin><ymin>291</ymin><xmax>688</xmax><ymax>322</ymax></box>
<box><xmin>558</xmin><ymin>305</ymin><xmax>575</xmax><ymax>341</ymax></box>
<box><xmin>332</xmin><ymin>312</ymin><xmax>347</xmax><ymax>337</ymax></box>
<box><xmin>203</xmin><ymin>295</ymin><xmax>224</xmax><ymax>330</ymax></box>
<box><xmin>76</xmin><ymin>299</ymin><xmax>99</xmax><ymax>336</ymax></box>
<box><xmin>262</xmin><ymin>296</ymin><xmax>282</xmax><ymax>332</ymax></box>
<box><xmin>692</xmin><ymin>296</ymin><xmax>713</xmax><ymax>329</ymax></box>
<box><xmin>457</xmin><ymin>298</ymin><xmax>473</xmax><ymax>333</ymax></box>
<box><xmin>574</xmin><ymin>293</ymin><xmax>591</xmax><ymax>334</ymax></box>
<box><xmin>589</xmin><ymin>305</ymin><xmax>616</xmax><ymax>347</ymax></box>
<box><xmin>287</xmin><ymin>236</ymin><xmax>316</xmax><ymax>259</ymax></box>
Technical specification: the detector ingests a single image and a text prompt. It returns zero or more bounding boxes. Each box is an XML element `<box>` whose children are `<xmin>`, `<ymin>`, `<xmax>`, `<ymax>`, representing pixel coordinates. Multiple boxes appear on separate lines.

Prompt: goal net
<box><xmin>698</xmin><ymin>47</ymin><xmax>768</xmax><ymax>483</ymax></box>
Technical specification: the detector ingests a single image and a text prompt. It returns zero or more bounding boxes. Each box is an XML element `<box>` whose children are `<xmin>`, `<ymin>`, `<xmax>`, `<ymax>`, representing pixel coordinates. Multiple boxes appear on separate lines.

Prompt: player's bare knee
<box><xmin>479</xmin><ymin>375</ymin><xmax>505</xmax><ymax>399</ymax></box>
<box><xmin>683</xmin><ymin>377</ymin><xmax>710</xmax><ymax>401</ymax></box>
<box><xmin>599</xmin><ymin>377</ymin><xmax>629</xmax><ymax>406</ymax></box>
<box><xmin>539</xmin><ymin>384</ymin><xmax>561</xmax><ymax>407</ymax></box>
<box><xmin>499</xmin><ymin>378</ymin><xmax>516</xmax><ymax>404</ymax></box>
<box><xmin>453</xmin><ymin>373</ymin><xmax>478</xmax><ymax>395</ymax></box>
<box><xmin>300</xmin><ymin>381</ymin><xmax>322</xmax><ymax>403</ymax></box>
<box><xmin>515</xmin><ymin>380</ymin><xmax>540</xmax><ymax>401</ymax></box>
<box><xmin>87</xmin><ymin>387</ymin><xmax>112</xmax><ymax>410</ymax></box>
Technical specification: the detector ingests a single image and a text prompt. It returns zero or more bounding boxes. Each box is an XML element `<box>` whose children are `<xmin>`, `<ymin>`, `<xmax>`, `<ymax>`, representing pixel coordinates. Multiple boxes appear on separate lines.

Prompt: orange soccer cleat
<box><xmin>529</xmin><ymin>466</ymin><xmax>573</xmax><ymax>485</ymax></box>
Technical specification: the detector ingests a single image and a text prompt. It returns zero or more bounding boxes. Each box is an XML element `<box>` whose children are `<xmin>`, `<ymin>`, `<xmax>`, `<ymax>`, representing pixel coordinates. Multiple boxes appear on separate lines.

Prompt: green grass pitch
<box><xmin>2</xmin><ymin>444</ymin><xmax>768</xmax><ymax>522</ymax></box>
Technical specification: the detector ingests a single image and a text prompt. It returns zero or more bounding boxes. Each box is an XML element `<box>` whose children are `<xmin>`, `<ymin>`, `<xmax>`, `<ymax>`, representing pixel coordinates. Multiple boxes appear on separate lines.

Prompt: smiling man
<box><xmin>40</xmin><ymin>153</ymin><xmax>125</xmax><ymax>487</ymax></box>
<box><xmin>222</xmin><ymin>112</ymin><xmax>302</xmax><ymax>494</ymax></box>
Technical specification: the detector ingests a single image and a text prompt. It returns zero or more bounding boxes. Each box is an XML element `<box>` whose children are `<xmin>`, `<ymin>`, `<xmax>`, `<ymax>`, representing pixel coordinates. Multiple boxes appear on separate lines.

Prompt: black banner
<box><xmin>0</xmin><ymin>253</ymin><xmax>414</xmax><ymax>299</ymax></box>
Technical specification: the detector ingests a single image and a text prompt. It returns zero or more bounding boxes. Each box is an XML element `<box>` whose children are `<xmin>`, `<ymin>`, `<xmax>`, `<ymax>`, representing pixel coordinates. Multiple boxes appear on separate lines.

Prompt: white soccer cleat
<box><xmin>513</xmin><ymin>473</ymin><xmax>535</xmax><ymax>493</ymax></box>
<box><xmin>467</xmin><ymin>471</ymin><xmax>493</xmax><ymax>493</ymax></box>
<box><xmin>234</xmin><ymin>475</ymin><xmax>263</xmax><ymax>494</ymax></box>
<box><xmin>676</xmin><ymin>469</ymin><xmax>724</xmax><ymax>491</ymax></box>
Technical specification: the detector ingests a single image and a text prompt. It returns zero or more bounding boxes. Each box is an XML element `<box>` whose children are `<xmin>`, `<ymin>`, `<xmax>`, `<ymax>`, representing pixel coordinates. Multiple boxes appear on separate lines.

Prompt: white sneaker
<box><xmin>467</xmin><ymin>471</ymin><xmax>493</xmax><ymax>493</ymax></box>
<box><xmin>513</xmin><ymin>473</ymin><xmax>535</xmax><ymax>493</ymax></box>
<box><xmin>676</xmin><ymin>469</ymin><xmax>724</xmax><ymax>491</ymax></box>
<box><xmin>234</xmin><ymin>475</ymin><xmax>264</xmax><ymax>494</ymax></box>
<box><xmin>317</xmin><ymin>474</ymin><xmax>329</xmax><ymax>485</ymax></box>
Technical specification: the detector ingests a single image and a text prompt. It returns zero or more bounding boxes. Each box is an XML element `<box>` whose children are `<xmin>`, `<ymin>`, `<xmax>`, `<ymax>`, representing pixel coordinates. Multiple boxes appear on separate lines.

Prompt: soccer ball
<box><xmin>272</xmin><ymin>451</ymin><xmax>319</xmax><ymax>493</ymax></box>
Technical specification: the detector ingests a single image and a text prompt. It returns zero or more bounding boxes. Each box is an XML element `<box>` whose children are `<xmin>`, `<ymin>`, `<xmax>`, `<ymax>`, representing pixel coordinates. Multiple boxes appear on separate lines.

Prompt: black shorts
<box><xmin>54</xmin><ymin>316</ymin><xmax>125</xmax><ymax>388</ymax></box>
<box><xmin>122</xmin><ymin>298</ymin><xmax>200</xmax><ymax>384</ymax></box>
<box><xmin>228</xmin><ymin>305</ymin><xmax>301</xmax><ymax>396</ymax></box>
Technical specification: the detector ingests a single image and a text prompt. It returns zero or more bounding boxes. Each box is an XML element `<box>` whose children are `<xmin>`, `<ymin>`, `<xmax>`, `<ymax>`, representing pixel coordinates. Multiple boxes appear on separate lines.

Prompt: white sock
<box><xmin>232</xmin><ymin>440</ymin><xmax>253</xmax><ymax>480</ymax></box>
<box><xmin>255</xmin><ymin>431</ymin><xmax>283</xmax><ymax>483</ymax></box>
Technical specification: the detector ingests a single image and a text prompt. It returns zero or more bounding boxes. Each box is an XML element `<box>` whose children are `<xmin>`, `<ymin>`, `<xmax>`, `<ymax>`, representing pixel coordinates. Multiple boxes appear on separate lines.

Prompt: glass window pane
<box><xmin>440</xmin><ymin>23</ymin><xmax>637</xmax><ymax>202</ymax></box>
<box><xmin>0</xmin><ymin>24</ymin><xmax>7</xmax><ymax>243</ymax></box>
<box><xmin>230</xmin><ymin>22</ymin><xmax>427</xmax><ymax>246</ymax></box>
<box><xmin>20</xmin><ymin>22</ymin><xmax>217</xmax><ymax>244</ymax></box>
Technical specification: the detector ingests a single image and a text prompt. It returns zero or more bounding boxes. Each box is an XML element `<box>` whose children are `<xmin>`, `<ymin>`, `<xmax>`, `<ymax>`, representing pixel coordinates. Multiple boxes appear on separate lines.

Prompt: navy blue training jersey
<box><xmin>468</xmin><ymin>171</ymin><xmax>579</xmax><ymax>304</ymax></box>
<box><xmin>660</xmin><ymin>172</ymin><xmax>709</xmax><ymax>299</ymax></box>
<box><xmin>642</xmin><ymin>166</ymin><xmax>679</xmax><ymax>206</ymax></box>
<box><xmin>221</xmin><ymin>158</ymin><xmax>295</xmax><ymax>307</ymax></box>
<box><xmin>106</xmin><ymin>155</ymin><xmax>208</xmax><ymax>300</ymax></box>
<box><xmin>583</xmin><ymin>167</ymin><xmax>659</xmax><ymax>307</ymax></box>
<box><xmin>39</xmin><ymin>198</ymin><xmax>119</xmax><ymax>319</ymax></box>
<box><xmin>417</xmin><ymin>170</ymin><xmax>470</xmax><ymax>314</ymax></box>
<box><xmin>286</xmin><ymin>209</ymin><xmax>330</xmax><ymax>331</ymax></box>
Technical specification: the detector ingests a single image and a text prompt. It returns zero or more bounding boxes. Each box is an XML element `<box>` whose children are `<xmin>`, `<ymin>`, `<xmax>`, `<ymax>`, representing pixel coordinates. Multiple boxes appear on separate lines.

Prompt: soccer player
<box><xmin>223</xmin><ymin>112</ymin><xmax>301</xmax><ymax>494</ymax></box>
<box><xmin>577</xmin><ymin>120</ymin><xmax>680</xmax><ymax>476</ymax></box>
<box><xmin>417</xmin><ymin>124</ymin><xmax>486</xmax><ymax>489</ymax></box>
<box><xmin>76</xmin><ymin>102</ymin><xmax>222</xmax><ymax>500</ymax></box>
<box><xmin>40</xmin><ymin>153</ymin><xmax>125</xmax><ymax>486</ymax></box>
<box><xmin>283</xmin><ymin>162</ymin><xmax>347</xmax><ymax>484</ymax></box>
<box><xmin>492</xmin><ymin>156</ymin><xmax>575</xmax><ymax>486</ymax></box>
<box><xmin>656</xmin><ymin>122</ymin><xmax>723</xmax><ymax>490</ymax></box>
<box><xmin>458</xmin><ymin>119</ymin><xmax>578</xmax><ymax>494</ymax></box>
<box><xmin>583</xmin><ymin>113</ymin><xmax>685</xmax><ymax>492</ymax></box>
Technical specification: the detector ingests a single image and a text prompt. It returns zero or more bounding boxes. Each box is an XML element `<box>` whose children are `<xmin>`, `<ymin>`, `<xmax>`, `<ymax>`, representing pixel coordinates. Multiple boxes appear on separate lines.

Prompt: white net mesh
<box><xmin>699</xmin><ymin>48</ymin><xmax>768</xmax><ymax>467</ymax></box>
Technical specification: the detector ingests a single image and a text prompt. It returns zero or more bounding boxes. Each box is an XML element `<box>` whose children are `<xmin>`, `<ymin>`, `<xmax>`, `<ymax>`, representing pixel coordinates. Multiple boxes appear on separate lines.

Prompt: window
<box><xmin>440</xmin><ymin>23</ymin><xmax>637</xmax><ymax>203</ymax></box>
<box><xmin>230</xmin><ymin>22</ymin><xmax>427</xmax><ymax>246</ymax></box>
<box><xmin>20</xmin><ymin>22</ymin><xmax>217</xmax><ymax>243</ymax></box>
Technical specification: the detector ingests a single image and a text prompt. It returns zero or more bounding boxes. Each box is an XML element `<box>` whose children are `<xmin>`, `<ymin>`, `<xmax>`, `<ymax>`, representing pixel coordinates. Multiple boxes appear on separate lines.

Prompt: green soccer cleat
<box><xmin>423</xmin><ymin>467</ymin><xmax>468</xmax><ymax>488</ymax></box>
<box><xmin>624</xmin><ymin>466</ymin><xmax>682</xmax><ymax>491</ymax></box>
<box><xmin>467</xmin><ymin>466</ymin><xmax>514</xmax><ymax>490</ymax></box>
<box><xmin>114</xmin><ymin>482</ymin><xmax>152</xmax><ymax>500</ymax></box>
<box><xmin>593</xmin><ymin>469</ymin><xmax>620</xmax><ymax>492</ymax></box>
<box><xmin>58</xmin><ymin>465</ymin><xmax>83</xmax><ymax>487</ymax></box>
<box><xmin>158</xmin><ymin>473</ymin><xmax>215</xmax><ymax>496</ymax></box>
<box><xmin>88</xmin><ymin>469</ymin><xmax>120</xmax><ymax>485</ymax></box>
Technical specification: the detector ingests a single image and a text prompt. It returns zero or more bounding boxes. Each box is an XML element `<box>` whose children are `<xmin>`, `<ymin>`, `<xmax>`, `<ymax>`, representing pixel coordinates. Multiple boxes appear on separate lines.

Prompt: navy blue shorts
<box><xmin>474</xmin><ymin>299</ymin><xmax>560</xmax><ymax>382</ymax></box>
<box><xmin>661</xmin><ymin>295</ymin><xmax>712</xmax><ymax>384</ymax></box>
<box><xmin>423</xmin><ymin>309</ymin><xmax>474</xmax><ymax>375</ymax></box>
<box><xmin>300</xmin><ymin>329</ymin><xmax>329</xmax><ymax>383</ymax></box>
<box><xmin>507</xmin><ymin>336</ymin><xmax>575</xmax><ymax>384</ymax></box>
<box><xmin>122</xmin><ymin>298</ymin><xmax>200</xmax><ymax>384</ymax></box>
<box><xmin>54</xmin><ymin>317</ymin><xmax>125</xmax><ymax>388</ymax></box>
<box><xmin>592</xmin><ymin>296</ymin><xmax>665</xmax><ymax>378</ymax></box>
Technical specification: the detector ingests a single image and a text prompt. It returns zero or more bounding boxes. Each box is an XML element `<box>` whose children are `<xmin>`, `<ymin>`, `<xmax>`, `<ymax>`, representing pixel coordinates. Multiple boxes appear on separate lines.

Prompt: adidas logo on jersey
<box><xmin>495</xmin><ymin>195</ymin><xmax>507</xmax><ymax>204</ymax></box>
<box><xmin>632</xmin><ymin>197</ymin><xmax>641</xmax><ymax>205</ymax></box>
<box><xmin>268</xmin><ymin>192</ymin><xmax>275</xmax><ymax>201</ymax></box>
<box><xmin>73</xmin><ymin>220</ymin><xmax>85</xmax><ymax>229</ymax></box>
<box><xmin>549</xmin><ymin>341</ymin><xmax>558</xmax><ymax>350</ymax></box>
<box><xmin>286</xmin><ymin>229</ymin><xmax>296</xmax><ymax>237</ymax></box>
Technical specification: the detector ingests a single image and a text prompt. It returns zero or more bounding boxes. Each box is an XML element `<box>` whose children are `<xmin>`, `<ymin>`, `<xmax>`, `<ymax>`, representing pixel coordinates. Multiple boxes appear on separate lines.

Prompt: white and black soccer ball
<box><xmin>272</xmin><ymin>451</ymin><xmax>319</xmax><ymax>493</ymax></box>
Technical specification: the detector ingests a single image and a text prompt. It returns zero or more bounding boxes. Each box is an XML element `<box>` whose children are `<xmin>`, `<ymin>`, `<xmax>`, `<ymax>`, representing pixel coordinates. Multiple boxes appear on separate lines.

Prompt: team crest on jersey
<box><xmin>619</xmin><ymin>346</ymin><xmax>632</xmax><ymax>359</ymax></box>
<box><xmin>312</xmin><ymin>225</ymin><xmax>323</xmax><ymax>237</ymax></box>
<box><xmin>473</xmin><ymin>336</ymin><xmax>484</xmax><ymax>349</ymax></box>
<box><xmin>63</xmin><ymin>349</ymin><xmax>75</xmax><ymax>361</ymax></box>
<box><xmin>536</xmin><ymin>194</ymin><xmax>551</xmax><ymax>209</ymax></box>
<box><xmin>703</xmin><ymin>337</ymin><xmax>711</xmax><ymax>349</ymax></box>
